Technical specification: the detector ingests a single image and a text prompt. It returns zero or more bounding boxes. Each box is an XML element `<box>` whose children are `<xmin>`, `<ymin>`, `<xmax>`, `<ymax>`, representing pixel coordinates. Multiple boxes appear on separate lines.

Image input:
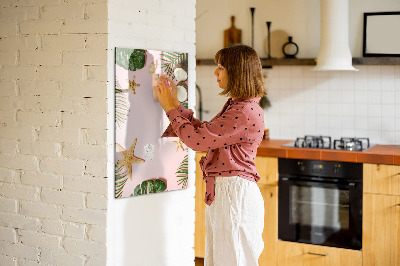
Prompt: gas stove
<box><xmin>283</xmin><ymin>135</ymin><xmax>373</xmax><ymax>151</ymax></box>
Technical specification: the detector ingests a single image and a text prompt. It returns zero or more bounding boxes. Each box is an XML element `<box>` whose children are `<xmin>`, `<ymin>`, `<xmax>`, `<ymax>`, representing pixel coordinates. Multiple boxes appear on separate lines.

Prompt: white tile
<box><xmin>381</xmin><ymin>78</ymin><xmax>395</xmax><ymax>91</ymax></box>
<box><xmin>382</xmin><ymin>117</ymin><xmax>396</xmax><ymax>131</ymax></box>
<box><xmin>381</xmin><ymin>66</ymin><xmax>395</xmax><ymax>77</ymax></box>
<box><xmin>355</xmin><ymin>128</ymin><xmax>368</xmax><ymax>138</ymax></box>
<box><xmin>329</xmin><ymin>103</ymin><xmax>341</xmax><ymax>116</ymax></box>
<box><xmin>355</xmin><ymin>104</ymin><xmax>368</xmax><ymax>117</ymax></box>
<box><xmin>329</xmin><ymin>116</ymin><xmax>342</xmax><ymax>129</ymax></box>
<box><xmin>304</xmin><ymin>88</ymin><xmax>316</xmax><ymax>103</ymax></box>
<box><xmin>368</xmin><ymin>117</ymin><xmax>382</xmax><ymax>131</ymax></box>
<box><xmin>381</xmin><ymin>91</ymin><xmax>395</xmax><ymax>104</ymax></box>
<box><xmin>279</xmin><ymin>67</ymin><xmax>292</xmax><ymax>78</ymax></box>
<box><xmin>316</xmin><ymin>115</ymin><xmax>330</xmax><ymax>128</ymax></box>
<box><xmin>341</xmin><ymin>128</ymin><xmax>355</xmax><ymax>137</ymax></box>
<box><xmin>315</xmin><ymin>77</ymin><xmax>329</xmax><ymax>90</ymax></box>
<box><xmin>394</xmin><ymin>66</ymin><xmax>400</xmax><ymax>78</ymax></box>
<box><xmin>316</xmin><ymin>89</ymin><xmax>329</xmax><ymax>103</ymax></box>
<box><xmin>396</xmin><ymin>78</ymin><xmax>400</xmax><ymax>91</ymax></box>
<box><xmin>367</xmin><ymin>91</ymin><xmax>381</xmax><ymax>105</ymax></box>
<box><xmin>354</xmin><ymin>90</ymin><xmax>368</xmax><ymax>104</ymax></box>
<box><xmin>328</xmin><ymin>88</ymin><xmax>341</xmax><ymax>103</ymax></box>
<box><xmin>367</xmin><ymin>129</ymin><xmax>382</xmax><ymax>144</ymax></box>
<box><xmin>303</xmin><ymin>67</ymin><xmax>316</xmax><ymax>78</ymax></box>
<box><xmin>367</xmin><ymin>76</ymin><xmax>381</xmax><ymax>91</ymax></box>
<box><xmin>328</xmin><ymin>76</ymin><xmax>341</xmax><ymax>90</ymax></box>
<box><xmin>382</xmin><ymin>104</ymin><xmax>395</xmax><ymax>118</ymax></box>
<box><xmin>279</xmin><ymin>78</ymin><xmax>291</xmax><ymax>90</ymax></box>
<box><xmin>367</xmin><ymin>104</ymin><xmax>382</xmax><ymax>118</ymax></box>
<box><xmin>280</xmin><ymin>114</ymin><xmax>292</xmax><ymax>127</ymax></box>
<box><xmin>395</xmin><ymin>130</ymin><xmax>400</xmax><ymax>144</ymax></box>
<box><xmin>279</xmin><ymin>126</ymin><xmax>293</xmax><ymax>138</ymax></box>
<box><xmin>292</xmin><ymin>114</ymin><xmax>305</xmax><ymax>127</ymax></box>
<box><xmin>341</xmin><ymin>104</ymin><xmax>355</xmax><ymax>116</ymax></box>
<box><xmin>341</xmin><ymin>117</ymin><xmax>355</xmax><ymax>129</ymax></box>
<box><xmin>381</xmin><ymin>131</ymin><xmax>396</xmax><ymax>145</ymax></box>
<box><xmin>355</xmin><ymin>116</ymin><xmax>368</xmax><ymax>130</ymax></box>
<box><xmin>291</xmin><ymin>77</ymin><xmax>304</xmax><ymax>90</ymax></box>
<box><xmin>304</xmin><ymin>102</ymin><xmax>316</xmax><ymax>115</ymax></box>
<box><xmin>291</xmin><ymin>67</ymin><xmax>303</xmax><ymax>78</ymax></box>
<box><xmin>316</xmin><ymin>103</ymin><xmax>329</xmax><ymax>115</ymax></box>
<box><xmin>341</xmin><ymin>89</ymin><xmax>355</xmax><ymax>104</ymax></box>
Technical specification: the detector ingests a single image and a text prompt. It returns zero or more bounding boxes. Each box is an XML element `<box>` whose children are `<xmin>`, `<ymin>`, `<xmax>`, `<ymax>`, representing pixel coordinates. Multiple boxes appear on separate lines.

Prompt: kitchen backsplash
<box><xmin>196</xmin><ymin>65</ymin><xmax>400</xmax><ymax>145</ymax></box>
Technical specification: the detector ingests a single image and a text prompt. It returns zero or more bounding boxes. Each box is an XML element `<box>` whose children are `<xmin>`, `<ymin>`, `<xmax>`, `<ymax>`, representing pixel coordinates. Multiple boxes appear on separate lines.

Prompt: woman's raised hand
<box><xmin>153</xmin><ymin>75</ymin><xmax>177</xmax><ymax>113</ymax></box>
<box><xmin>161</xmin><ymin>75</ymin><xmax>180</xmax><ymax>108</ymax></box>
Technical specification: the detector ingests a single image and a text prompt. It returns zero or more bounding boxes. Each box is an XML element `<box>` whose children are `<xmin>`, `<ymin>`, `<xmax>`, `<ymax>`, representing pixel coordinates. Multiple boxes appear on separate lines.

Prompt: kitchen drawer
<box><xmin>364</xmin><ymin>164</ymin><xmax>400</xmax><ymax>196</ymax></box>
<box><xmin>255</xmin><ymin>156</ymin><xmax>278</xmax><ymax>186</ymax></box>
<box><xmin>276</xmin><ymin>241</ymin><xmax>362</xmax><ymax>266</ymax></box>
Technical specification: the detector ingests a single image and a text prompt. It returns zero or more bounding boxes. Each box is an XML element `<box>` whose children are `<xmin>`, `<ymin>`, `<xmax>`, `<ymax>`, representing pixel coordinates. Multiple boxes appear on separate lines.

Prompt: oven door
<box><xmin>278</xmin><ymin>176</ymin><xmax>362</xmax><ymax>250</ymax></box>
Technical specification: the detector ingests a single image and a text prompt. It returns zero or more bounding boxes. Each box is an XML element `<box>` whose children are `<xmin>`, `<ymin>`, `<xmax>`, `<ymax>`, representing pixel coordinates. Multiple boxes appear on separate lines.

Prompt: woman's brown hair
<box><xmin>214</xmin><ymin>44</ymin><xmax>266</xmax><ymax>99</ymax></box>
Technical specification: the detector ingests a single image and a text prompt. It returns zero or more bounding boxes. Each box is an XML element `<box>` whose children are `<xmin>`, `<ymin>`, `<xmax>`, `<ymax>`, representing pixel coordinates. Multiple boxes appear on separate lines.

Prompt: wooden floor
<box><xmin>195</xmin><ymin>257</ymin><xmax>204</xmax><ymax>266</ymax></box>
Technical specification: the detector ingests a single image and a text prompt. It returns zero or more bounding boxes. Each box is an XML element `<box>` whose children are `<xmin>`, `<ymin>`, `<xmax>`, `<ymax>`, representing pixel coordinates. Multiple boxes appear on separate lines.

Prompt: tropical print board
<box><xmin>114</xmin><ymin>47</ymin><xmax>189</xmax><ymax>198</ymax></box>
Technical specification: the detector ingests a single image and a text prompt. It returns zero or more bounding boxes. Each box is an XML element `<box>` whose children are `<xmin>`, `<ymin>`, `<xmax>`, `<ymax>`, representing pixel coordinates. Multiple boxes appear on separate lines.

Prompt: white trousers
<box><xmin>205</xmin><ymin>176</ymin><xmax>264</xmax><ymax>266</ymax></box>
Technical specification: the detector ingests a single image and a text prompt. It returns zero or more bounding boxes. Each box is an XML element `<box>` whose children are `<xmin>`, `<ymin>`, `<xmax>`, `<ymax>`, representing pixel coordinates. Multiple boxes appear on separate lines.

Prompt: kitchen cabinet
<box><xmin>363</xmin><ymin>163</ymin><xmax>400</xmax><ymax>196</ymax></box>
<box><xmin>194</xmin><ymin>153</ymin><xmax>279</xmax><ymax>266</ymax></box>
<box><xmin>195</xmin><ymin>152</ymin><xmax>207</xmax><ymax>258</ymax></box>
<box><xmin>259</xmin><ymin>184</ymin><xmax>278</xmax><ymax>266</ymax></box>
<box><xmin>363</xmin><ymin>163</ymin><xmax>400</xmax><ymax>266</ymax></box>
<box><xmin>276</xmin><ymin>241</ymin><xmax>362</xmax><ymax>266</ymax></box>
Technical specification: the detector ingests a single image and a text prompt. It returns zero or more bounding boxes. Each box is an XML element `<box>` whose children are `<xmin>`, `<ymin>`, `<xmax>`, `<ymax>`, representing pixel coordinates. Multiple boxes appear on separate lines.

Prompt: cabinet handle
<box><xmin>307</xmin><ymin>252</ymin><xmax>328</xmax><ymax>256</ymax></box>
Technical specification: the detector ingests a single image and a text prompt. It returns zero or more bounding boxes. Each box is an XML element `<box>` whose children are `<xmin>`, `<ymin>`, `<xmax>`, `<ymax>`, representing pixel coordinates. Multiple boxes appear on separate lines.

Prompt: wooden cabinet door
<box><xmin>276</xmin><ymin>241</ymin><xmax>362</xmax><ymax>266</ymax></box>
<box><xmin>195</xmin><ymin>152</ymin><xmax>207</xmax><ymax>258</ymax></box>
<box><xmin>259</xmin><ymin>185</ymin><xmax>278</xmax><ymax>266</ymax></box>
<box><xmin>363</xmin><ymin>193</ymin><xmax>400</xmax><ymax>266</ymax></box>
<box><xmin>364</xmin><ymin>164</ymin><xmax>400</xmax><ymax>196</ymax></box>
<box><xmin>255</xmin><ymin>156</ymin><xmax>278</xmax><ymax>186</ymax></box>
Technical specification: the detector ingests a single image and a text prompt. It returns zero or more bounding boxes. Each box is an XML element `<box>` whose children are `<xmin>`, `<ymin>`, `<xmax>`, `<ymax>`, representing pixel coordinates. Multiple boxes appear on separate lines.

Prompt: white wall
<box><xmin>107</xmin><ymin>1</ymin><xmax>197</xmax><ymax>266</ymax></box>
<box><xmin>196</xmin><ymin>0</ymin><xmax>400</xmax><ymax>145</ymax></box>
<box><xmin>197</xmin><ymin>0</ymin><xmax>400</xmax><ymax>58</ymax></box>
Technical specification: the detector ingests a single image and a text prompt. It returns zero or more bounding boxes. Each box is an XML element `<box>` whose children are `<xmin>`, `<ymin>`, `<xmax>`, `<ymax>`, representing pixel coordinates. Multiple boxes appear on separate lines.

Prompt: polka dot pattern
<box><xmin>162</xmin><ymin>98</ymin><xmax>264</xmax><ymax>205</ymax></box>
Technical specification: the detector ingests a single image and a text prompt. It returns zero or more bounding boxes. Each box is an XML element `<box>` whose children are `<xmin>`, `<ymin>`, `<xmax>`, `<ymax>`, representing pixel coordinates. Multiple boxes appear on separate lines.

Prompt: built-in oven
<box><xmin>278</xmin><ymin>158</ymin><xmax>363</xmax><ymax>250</ymax></box>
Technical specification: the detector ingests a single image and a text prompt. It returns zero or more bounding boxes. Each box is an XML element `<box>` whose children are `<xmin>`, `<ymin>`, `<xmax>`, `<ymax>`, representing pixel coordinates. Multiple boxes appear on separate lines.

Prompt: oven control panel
<box><xmin>281</xmin><ymin>158</ymin><xmax>362</xmax><ymax>180</ymax></box>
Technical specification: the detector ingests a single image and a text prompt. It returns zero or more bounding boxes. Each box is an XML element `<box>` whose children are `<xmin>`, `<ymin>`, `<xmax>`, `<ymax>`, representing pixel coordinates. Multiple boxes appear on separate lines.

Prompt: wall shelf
<box><xmin>196</xmin><ymin>57</ymin><xmax>400</xmax><ymax>67</ymax></box>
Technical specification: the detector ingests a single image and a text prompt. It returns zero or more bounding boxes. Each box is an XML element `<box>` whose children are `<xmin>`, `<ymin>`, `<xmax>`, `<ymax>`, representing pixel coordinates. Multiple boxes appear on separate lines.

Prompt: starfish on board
<box><xmin>127</xmin><ymin>76</ymin><xmax>140</xmax><ymax>94</ymax></box>
<box><xmin>116</xmin><ymin>138</ymin><xmax>145</xmax><ymax>180</ymax></box>
<box><xmin>173</xmin><ymin>139</ymin><xmax>185</xmax><ymax>152</ymax></box>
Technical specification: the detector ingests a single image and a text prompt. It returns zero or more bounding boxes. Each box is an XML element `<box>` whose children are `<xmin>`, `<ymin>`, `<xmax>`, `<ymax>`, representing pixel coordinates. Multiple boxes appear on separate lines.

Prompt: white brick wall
<box><xmin>0</xmin><ymin>0</ymin><xmax>108</xmax><ymax>265</ymax></box>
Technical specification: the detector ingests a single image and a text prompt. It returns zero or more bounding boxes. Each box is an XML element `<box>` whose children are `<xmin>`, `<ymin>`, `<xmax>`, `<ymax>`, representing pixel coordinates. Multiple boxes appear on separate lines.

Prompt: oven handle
<box><xmin>280</xmin><ymin>177</ymin><xmax>357</xmax><ymax>189</ymax></box>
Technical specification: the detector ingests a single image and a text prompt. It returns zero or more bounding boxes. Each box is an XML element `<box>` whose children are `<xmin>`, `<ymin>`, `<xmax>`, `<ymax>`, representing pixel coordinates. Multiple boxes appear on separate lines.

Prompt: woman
<box><xmin>153</xmin><ymin>44</ymin><xmax>266</xmax><ymax>266</ymax></box>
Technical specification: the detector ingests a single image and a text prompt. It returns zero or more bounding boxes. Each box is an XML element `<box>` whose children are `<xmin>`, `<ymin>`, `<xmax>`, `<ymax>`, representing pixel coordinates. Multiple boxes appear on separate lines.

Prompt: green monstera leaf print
<box><xmin>115</xmin><ymin>160</ymin><xmax>129</xmax><ymax>198</ymax></box>
<box><xmin>176</xmin><ymin>154</ymin><xmax>188</xmax><ymax>189</ymax></box>
<box><xmin>115</xmin><ymin>79</ymin><xmax>129</xmax><ymax>128</ymax></box>
<box><xmin>134</xmin><ymin>179</ymin><xmax>167</xmax><ymax>196</ymax></box>
<box><xmin>115</xmin><ymin>48</ymin><xmax>146</xmax><ymax>71</ymax></box>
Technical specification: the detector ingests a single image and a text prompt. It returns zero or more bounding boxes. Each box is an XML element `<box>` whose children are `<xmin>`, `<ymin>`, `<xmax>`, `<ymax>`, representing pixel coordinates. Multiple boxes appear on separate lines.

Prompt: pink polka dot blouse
<box><xmin>162</xmin><ymin>97</ymin><xmax>265</xmax><ymax>205</ymax></box>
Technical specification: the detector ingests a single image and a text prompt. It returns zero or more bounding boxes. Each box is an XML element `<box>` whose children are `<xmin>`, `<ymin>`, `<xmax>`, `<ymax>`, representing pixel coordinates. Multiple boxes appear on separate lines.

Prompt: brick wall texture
<box><xmin>0</xmin><ymin>0</ymin><xmax>108</xmax><ymax>265</ymax></box>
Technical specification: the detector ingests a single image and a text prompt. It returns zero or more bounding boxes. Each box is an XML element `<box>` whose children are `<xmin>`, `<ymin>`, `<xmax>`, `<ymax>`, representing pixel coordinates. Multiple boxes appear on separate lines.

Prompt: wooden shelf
<box><xmin>196</xmin><ymin>57</ymin><xmax>400</xmax><ymax>67</ymax></box>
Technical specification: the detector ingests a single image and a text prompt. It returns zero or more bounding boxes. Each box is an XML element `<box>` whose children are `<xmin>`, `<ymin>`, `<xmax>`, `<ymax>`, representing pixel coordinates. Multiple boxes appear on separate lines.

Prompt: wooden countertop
<box><xmin>257</xmin><ymin>139</ymin><xmax>400</xmax><ymax>165</ymax></box>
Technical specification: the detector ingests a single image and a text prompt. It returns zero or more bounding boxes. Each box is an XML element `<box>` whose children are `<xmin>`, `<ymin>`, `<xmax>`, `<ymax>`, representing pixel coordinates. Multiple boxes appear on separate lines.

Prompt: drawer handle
<box><xmin>307</xmin><ymin>252</ymin><xmax>328</xmax><ymax>256</ymax></box>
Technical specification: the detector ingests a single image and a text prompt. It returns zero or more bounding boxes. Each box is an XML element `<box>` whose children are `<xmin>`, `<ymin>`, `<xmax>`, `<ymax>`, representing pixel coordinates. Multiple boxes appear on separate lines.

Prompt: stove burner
<box><xmin>295</xmin><ymin>135</ymin><xmax>332</xmax><ymax>149</ymax></box>
<box><xmin>333</xmin><ymin>137</ymin><xmax>370</xmax><ymax>151</ymax></box>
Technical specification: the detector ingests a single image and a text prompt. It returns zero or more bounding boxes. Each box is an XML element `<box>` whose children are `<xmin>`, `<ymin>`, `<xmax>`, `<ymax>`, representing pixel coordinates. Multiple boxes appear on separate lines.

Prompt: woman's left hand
<box><xmin>153</xmin><ymin>76</ymin><xmax>176</xmax><ymax>113</ymax></box>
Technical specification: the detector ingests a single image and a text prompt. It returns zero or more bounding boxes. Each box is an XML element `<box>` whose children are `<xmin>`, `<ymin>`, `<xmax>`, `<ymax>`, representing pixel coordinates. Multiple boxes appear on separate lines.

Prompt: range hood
<box><xmin>314</xmin><ymin>0</ymin><xmax>358</xmax><ymax>71</ymax></box>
